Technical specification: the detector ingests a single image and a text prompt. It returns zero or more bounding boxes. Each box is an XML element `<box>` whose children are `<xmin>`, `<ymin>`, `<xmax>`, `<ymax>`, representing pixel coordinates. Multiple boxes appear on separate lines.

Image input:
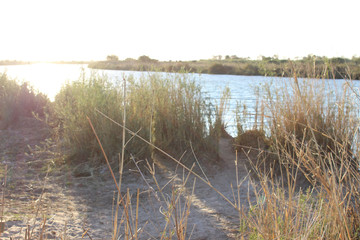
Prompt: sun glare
<box><xmin>0</xmin><ymin>63</ymin><xmax>86</xmax><ymax>101</ymax></box>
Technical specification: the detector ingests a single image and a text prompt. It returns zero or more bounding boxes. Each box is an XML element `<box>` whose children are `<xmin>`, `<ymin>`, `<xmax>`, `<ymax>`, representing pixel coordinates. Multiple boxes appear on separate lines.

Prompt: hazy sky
<box><xmin>1</xmin><ymin>0</ymin><xmax>359</xmax><ymax>61</ymax></box>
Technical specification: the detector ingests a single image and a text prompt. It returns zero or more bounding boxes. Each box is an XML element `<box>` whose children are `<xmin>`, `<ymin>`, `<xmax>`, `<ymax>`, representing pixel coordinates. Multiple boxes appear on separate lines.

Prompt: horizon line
<box><xmin>1</xmin><ymin>54</ymin><xmax>359</xmax><ymax>63</ymax></box>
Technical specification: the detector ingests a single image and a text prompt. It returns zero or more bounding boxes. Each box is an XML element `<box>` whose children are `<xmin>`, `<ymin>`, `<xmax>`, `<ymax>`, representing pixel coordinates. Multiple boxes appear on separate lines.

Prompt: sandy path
<box><xmin>175</xmin><ymin>138</ymin><xmax>253</xmax><ymax>239</ymax></box>
<box><xmin>121</xmin><ymin>137</ymin><xmax>254</xmax><ymax>239</ymax></box>
<box><xmin>1</xmin><ymin>119</ymin><xmax>254</xmax><ymax>239</ymax></box>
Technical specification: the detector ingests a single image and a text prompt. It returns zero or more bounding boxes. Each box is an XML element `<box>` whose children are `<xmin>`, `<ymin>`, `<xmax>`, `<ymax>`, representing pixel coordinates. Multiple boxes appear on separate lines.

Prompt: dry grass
<box><xmin>234</xmin><ymin>67</ymin><xmax>360</xmax><ymax>239</ymax></box>
<box><xmin>239</xmin><ymin>128</ymin><xmax>360</xmax><ymax>239</ymax></box>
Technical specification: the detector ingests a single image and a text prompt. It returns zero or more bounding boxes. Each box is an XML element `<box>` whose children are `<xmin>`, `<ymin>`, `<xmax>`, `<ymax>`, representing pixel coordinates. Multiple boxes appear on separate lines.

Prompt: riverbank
<box><xmin>88</xmin><ymin>55</ymin><xmax>360</xmax><ymax>80</ymax></box>
<box><xmin>0</xmin><ymin>60</ymin><xmax>31</xmax><ymax>65</ymax></box>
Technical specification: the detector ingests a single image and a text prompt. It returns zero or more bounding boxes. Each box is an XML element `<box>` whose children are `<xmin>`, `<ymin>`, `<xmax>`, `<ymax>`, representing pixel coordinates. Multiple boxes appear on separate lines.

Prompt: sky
<box><xmin>1</xmin><ymin>0</ymin><xmax>359</xmax><ymax>61</ymax></box>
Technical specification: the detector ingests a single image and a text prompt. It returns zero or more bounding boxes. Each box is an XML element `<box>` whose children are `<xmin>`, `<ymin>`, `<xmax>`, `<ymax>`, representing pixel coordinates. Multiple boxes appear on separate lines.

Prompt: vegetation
<box><xmin>50</xmin><ymin>60</ymin><xmax>92</xmax><ymax>64</ymax></box>
<box><xmin>0</xmin><ymin>60</ymin><xmax>31</xmax><ymax>65</ymax></box>
<box><xmin>234</xmin><ymin>70</ymin><xmax>360</xmax><ymax>239</ymax></box>
<box><xmin>0</xmin><ymin>73</ymin><xmax>50</xmax><ymax>129</ymax></box>
<box><xmin>106</xmin><ymin>55</ymin><xmax>119</xmax><ymax>61</ymax></box>
<box><xmin>87</xmin><ymin>68</ymin><xmax>360</xmax><ymax>239</ymax></box>
<box><xmin>53</xmin><ymin>71</ymin><xmax>219</xmax><ymax>164</ymax></box>
<box><xmin>237</xmin><ymin>71</ymin><xmax>358</xmax><ymax>170</ymax></box>
<box><xmin>89</xmin><ymin>54</ymin><xmax>360</xmax><ymax>80</ymax></box>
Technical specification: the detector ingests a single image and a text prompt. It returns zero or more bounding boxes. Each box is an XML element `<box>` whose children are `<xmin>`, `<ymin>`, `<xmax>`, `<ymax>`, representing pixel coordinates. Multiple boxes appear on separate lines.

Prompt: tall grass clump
<box><xmin>237</xmin><ymin>68</ymin><xmax>360</xmax><ymax>239</ymax></box>
<box><xmin>54</xmin><ymin>72</ymin><xmax>123</xmax><ymax>161</ymax></box>
<box><xmin>263</xmin><ymin>76</ymin><xmax>359</xmax><ymax>174</ymax></box>
<box><xmin>209</xmin><ymin>87</ymin><xmax>231</xmax><ymax>137</ymax></box>
<box><xmin>126</xmin><ymin>73</ymin><xmax>214</xmax><ymax>156</ymax></box>
<box><xmin>0</xmin><ymin>72</ymin><xmax>49</xmax><ymax>129</ymax></box>
<box><xmin>240</xmin><ymin>120</ymin><xmax>360</xmax><ymax>239</ymax></box>
<box><xmin>54</xmin><ymin>71</ymin><xmax>215</xmax><ymax>164</ymax></box>
<box><xmin>241</xmin><ymin>152</ymin><xmax>360</xmax><ymax>239</ymax></box>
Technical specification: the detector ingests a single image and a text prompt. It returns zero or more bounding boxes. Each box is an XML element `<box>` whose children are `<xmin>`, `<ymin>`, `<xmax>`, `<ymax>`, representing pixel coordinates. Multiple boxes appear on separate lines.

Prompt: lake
<box><xmin>1</xmin><ymin>63</ymin><xmax>359</xmax><ymax>136</ymax></box>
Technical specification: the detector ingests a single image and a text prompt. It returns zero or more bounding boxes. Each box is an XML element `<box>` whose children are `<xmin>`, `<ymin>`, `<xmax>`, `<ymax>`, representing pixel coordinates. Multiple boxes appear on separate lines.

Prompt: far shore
<box><xmin>88</xmin><ymin>55</ymin><xmax>360</xmax><ymax>80</ymax></box>
<box><xmin>2</xmin><ymin>55</ymin><xmax>360</xmax><ymax>80</ymax></box>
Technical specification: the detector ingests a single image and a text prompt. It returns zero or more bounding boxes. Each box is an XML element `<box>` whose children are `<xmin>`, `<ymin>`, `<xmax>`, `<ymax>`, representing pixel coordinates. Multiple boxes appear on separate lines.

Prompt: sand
<box><xmin>0</xmin><ymin>118</ymin><xmax>255</xmax><ymax>239</ymax></box>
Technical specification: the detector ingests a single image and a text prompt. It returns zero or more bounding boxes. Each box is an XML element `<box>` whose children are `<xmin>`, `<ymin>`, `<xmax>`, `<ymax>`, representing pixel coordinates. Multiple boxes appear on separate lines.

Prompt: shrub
<box><xmin>0</xmin><ymin>73</ymin><xmax>49</xmax><ymax>129</ymax></box>
<box><xmin>240</xmin><ymin>63</ymin><xmax>260</xmax><ymax>76</ymax></box>
<box><xmin>235</xmin><ymin>129</ymin><xmax>270</xmax><ymax>151</ymax></box>
<box><xmin>138</xmin><ymin>55</ymin><xmax>158</xmax><ymax>63</ymax></box>
<box><xmin>106</xmin><ymin>55</ymin><xmax>119</xmax><ymax>61</ymax></box>
<box><xmin>208</xmin><ymin>63</ymin><xmax>235</xmax><ymax>75</ymax></box>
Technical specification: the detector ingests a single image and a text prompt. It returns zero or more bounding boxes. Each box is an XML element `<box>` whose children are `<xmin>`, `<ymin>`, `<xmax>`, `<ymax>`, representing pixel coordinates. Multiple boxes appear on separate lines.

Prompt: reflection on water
<box><xmin>1</xmin><ymin>63</ymin><xmax>359</xmax><ymax>137</ymax></box>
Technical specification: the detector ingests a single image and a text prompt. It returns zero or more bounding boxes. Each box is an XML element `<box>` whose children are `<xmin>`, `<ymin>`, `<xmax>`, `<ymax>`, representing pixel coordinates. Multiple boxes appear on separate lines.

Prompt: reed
<box><xmin>54</xmin><ymin>72</ymin><xmax>122</xmax><ymax>161</ymax></box>
<box><xmin>235</xmin><ymin>66</ymin><xmax>360</xmax><ymax>239</ymax></box>
<box><xmin>239</xmin><ymin>123</ymin><xmax>360</xmax><ymax>239</ymax></box>
<box><xmin>54</xmin><ymin>71</ymin><xmax>217</xmax><ymax>164</ymax></box>
<box><xmin>265</xmin><ymin>76</ymin><xmax>358</xmax><ymax>173</ymax></box>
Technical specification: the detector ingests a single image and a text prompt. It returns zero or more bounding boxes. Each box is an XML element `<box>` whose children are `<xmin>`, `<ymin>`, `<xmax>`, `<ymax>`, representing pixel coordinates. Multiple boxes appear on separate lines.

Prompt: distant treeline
<box><xmin>51</xmin><ymin>61</ymin><xmax>93</xmax><ymax>64</ymax></box>
<box><xmin>89</xmin><ymin>55</ymin><xmax>360</xmax><ymax>80</ymax></box>
<box><xmin>0</xmin><ymin>60</ymin><xmax>92</xmax><ymax>65</ymax></box>
<box><xmin>0</xmin><ymin>60</ymin><xmax>31</xmax><ymax>65</ymax></box>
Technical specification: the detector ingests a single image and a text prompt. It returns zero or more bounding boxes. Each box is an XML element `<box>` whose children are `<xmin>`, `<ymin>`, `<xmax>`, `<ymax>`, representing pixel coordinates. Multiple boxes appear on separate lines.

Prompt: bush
<box><xmin>138</xmin><ymin>55</ymin><xmax>158</xmax><ymax>63</ymax></box>
<box><xmin>0</xmin><ymin>73</ymin><xmax>49</xmax><ymax>129</ymax></box>
<box><xmin>235</xmin><ymin>129</ymin><xmax>270</xmax><ymax>151</ymax></box>
<box><xmin>208</xmin><ymin>63</ymin><xmax>235</xmax><ymax>75</ymax></box>
<box><xmin>106</xmin><ymin>55</ymin><xmax>119</xmax><ymax>61</ymax></box>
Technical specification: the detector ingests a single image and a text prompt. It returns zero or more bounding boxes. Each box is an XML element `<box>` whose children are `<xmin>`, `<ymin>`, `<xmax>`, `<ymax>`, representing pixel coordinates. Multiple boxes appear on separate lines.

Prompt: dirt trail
<box><xmin>1</xmin><ymin>119</ymin><xmax>254</xmax><ymax>239</ymax></box>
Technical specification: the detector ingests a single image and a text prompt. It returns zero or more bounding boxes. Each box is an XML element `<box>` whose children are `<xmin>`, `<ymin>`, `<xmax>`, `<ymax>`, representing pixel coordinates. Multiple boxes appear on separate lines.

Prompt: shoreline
<box><xmin>87</xmin><ymin>57</ymin><xmax>360</xmax><ymax>80</ymax></box>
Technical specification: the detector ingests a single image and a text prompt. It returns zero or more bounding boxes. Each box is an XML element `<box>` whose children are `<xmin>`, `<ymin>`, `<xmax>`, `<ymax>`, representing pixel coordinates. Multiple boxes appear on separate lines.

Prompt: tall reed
<box><xmin>240</xmin><ymin>122</ymin><xmax>360</xmax><ymax>239</ymax></box>
<box><xmin>54</xmin><ymin>71</ymin><xmax>216</xmax><ymax>163</ymax></box>
<box><xmin>54</xmin><ymin>72</ymin><xmax>122</xmax><ymax>160</ymax></box>
<box><xmin>265</xmin><ymin>77</ymin><xmax>359</xmax><ymax>172</ymax></box>
<box><xmin>236</xmin><ymin>68</ymin><xmax>360</xmax><ymax>239</ymax></box>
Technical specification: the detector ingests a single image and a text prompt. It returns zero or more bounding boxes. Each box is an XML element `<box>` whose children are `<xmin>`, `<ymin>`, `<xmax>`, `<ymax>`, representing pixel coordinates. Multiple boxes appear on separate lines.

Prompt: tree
<box><xmin>106</xmin><ymin>55</ymin><xmax>119</xmax><ymax>61</ymax></box>
<box><xmin>212</xmin><ymin>55</ymin><xmax>222</xmax><ymax>60</ymax></box>
<box><xmin>138</xmin><ymin>55</ymin><xmax>158</xmax><ymax>63</ymax></box>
